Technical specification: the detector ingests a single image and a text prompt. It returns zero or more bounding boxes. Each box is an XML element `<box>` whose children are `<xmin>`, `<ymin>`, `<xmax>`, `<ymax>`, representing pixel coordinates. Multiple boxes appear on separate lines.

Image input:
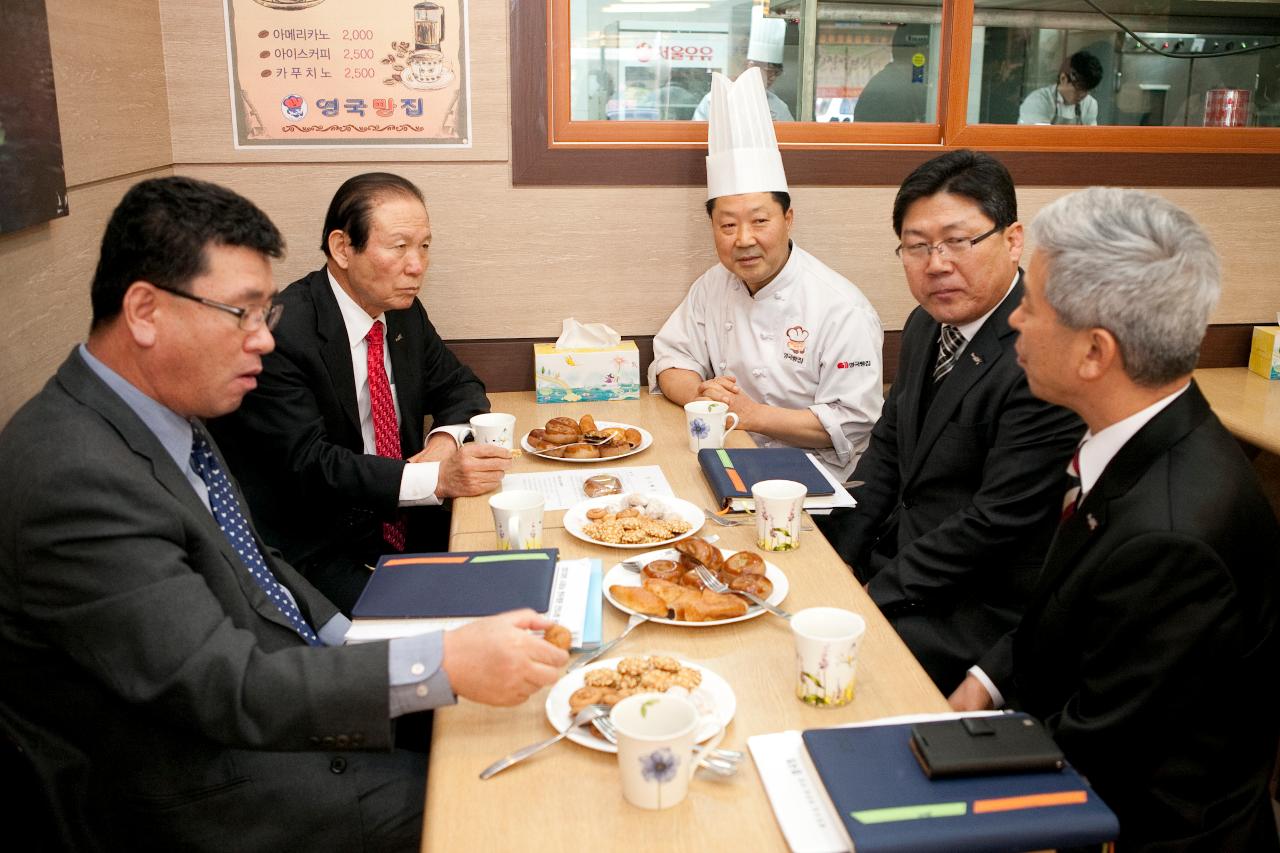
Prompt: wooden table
<box><xmin>1195</xmin><ymin>367</ymin><xmax>1280</xmax><ymax>455</ymax></box>
<box><xmin>423</xmin><ymin>391</ymin><xmax>947</xmax><ymax>851</ymax></box>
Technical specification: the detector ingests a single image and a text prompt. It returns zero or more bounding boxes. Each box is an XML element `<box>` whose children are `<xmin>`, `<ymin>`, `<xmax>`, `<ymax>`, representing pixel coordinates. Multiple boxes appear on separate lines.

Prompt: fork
<box><xmin>479</xmin><ymin>705</ymin><xmax>608</xmax><ymax>780</ymax></box>
<box><xmin>694</xmin><ymin>564</ymin><xmax>792</xmax><ymax>620</ymax></box>
<box><xmin>590</xmin><ymin>710</ymin><xmax>743</xmax><ymax>776</ymax></box>
<box><xmin>703</xmin><ymin>509</ymin><xmax>814</xmax><ymax>532</ymax></box>
<box><xmin>569</xmin><ymin>612</ymin><xmax>649</xmax><ymax>671</ymax></box>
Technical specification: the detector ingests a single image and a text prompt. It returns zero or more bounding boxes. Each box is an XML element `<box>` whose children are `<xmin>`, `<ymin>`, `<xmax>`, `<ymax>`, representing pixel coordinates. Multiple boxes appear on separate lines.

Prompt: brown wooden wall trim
<box><xmin>449</xmin><ymin>324</ymin><xmax>1255</xmax><ymax>393</ymax></box>
<box><xmin>511</xmin><ymin>2</ymin><xmax>1280</xmax><ymax>188</ymax></box>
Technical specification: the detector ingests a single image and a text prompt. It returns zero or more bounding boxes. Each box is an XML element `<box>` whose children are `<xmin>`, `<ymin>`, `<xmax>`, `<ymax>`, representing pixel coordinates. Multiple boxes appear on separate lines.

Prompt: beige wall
<box><xmin>2</xmin><ymin>0</ymin><xmax>1278</xmax><ymax>425</ymax></box>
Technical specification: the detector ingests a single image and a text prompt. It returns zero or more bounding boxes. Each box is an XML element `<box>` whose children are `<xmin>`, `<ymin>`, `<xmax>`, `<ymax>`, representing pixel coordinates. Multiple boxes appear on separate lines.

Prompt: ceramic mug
<box><xmin>752</xmin><ymin>479</ymin><xmax>806</xmax><ymax>552</ymax></box>
<box><xmin>488</xmin><ymin>490</ymin><xmax>544</xmax><ymax>550</ymax></box>
<box><xmin>611</xmin><ymin>691</ymin><xmax>724</xmax><ymax>810</ymax></box>
<box><xmin>684</xmin><ymin>400</ymin><xmax>739</xmax><ymax>452</ymax></box>
<box><xmin>791</xmin><ymin>607</ymin><xmax>866</xmax><ymax>708</ymax></box>
<box><xmin>470</xmin><ymin>412</ymin><xmax>516</xmax><ymax>450</ymax></box>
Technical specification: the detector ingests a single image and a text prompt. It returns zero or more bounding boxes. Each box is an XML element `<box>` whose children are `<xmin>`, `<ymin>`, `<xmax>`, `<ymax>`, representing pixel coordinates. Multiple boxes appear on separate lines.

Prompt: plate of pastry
<box><xmin>544</xmin><ymin>655</ymin><xmax>735</xmax><ymax>753</ymax></box>
<box><xmin>563</xmin><ymin>493</ymin><xmax>704</xmax><ymax>549</ymax></box>
<box><xmin>521</xmin><ymin>415</ymin><xmax>652</xmax><ymax>462</ymax></box>
<box><xmin>603</xmin><ymin>537</ymin><xmax>789</xmax><ymax>626</ymax></box>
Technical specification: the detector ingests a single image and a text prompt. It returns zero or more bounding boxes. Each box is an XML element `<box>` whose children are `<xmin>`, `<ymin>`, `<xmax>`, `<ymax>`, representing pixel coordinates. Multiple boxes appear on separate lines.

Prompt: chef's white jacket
<box><xmin>649</xmin><ymin>244</ymin><xmax>883</xmax><ymax>481</ymax></box>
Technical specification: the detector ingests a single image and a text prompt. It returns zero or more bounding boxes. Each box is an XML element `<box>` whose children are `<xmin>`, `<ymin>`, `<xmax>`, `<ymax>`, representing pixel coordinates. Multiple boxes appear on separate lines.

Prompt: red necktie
<box><xmin>1060</xmin><ymin>447</ymin><xmax>1082</xmax><ymax>523</ymax></box>
<box><xmin>366</xmin><ymin>321</ymin><xmax>406</xmax><ymax>551</ymax></box>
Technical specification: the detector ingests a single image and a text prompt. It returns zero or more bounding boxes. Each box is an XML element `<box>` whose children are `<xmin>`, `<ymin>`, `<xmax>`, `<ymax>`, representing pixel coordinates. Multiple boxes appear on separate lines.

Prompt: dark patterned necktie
<box><xmin>189</xmin><ymin>429</ymin><xmax>321</xmax><ymax>646</ymax></box>
<box><xmin>1061</xmin><ymin>447</ymin><xmax>1083</xmax><ymax>523</ymax></box>
<box><xmin>366</xmin><ymin>321</ymin><xmax>407</xmax><ymax>551</ymax></box>
<box><xmin>933</xmin><ymin>324</ymin><xmax>965</xmax><ymax>383</ymax></box>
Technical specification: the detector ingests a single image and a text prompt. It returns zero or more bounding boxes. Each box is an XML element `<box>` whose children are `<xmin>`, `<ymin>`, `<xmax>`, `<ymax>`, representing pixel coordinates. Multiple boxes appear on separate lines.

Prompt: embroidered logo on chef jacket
<box><xmin>784</xmin><ymin>325</ymin><xmax>809</xmax><ymax>364</ymax></box>
<box><xmin>836</xmin><ymin>360</ymin><xmax>872</xmax><ymax>369</ymax></box>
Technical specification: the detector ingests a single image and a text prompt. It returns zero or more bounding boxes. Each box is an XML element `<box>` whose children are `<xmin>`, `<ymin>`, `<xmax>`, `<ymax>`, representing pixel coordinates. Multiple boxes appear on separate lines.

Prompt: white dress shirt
<box><xmin>648</xmin><ymin>244</ymin><xmax>884</xmax><ymax>481</ymax></box>
<box><xmin>328</xmin><ymin>272</ymin><xmax>470</xmax><ymax>506</ymax></box>
<box><xmin>968</xmin><ymin>381</ymin><xmax>1191</xmax><ymax>707</ymax></box>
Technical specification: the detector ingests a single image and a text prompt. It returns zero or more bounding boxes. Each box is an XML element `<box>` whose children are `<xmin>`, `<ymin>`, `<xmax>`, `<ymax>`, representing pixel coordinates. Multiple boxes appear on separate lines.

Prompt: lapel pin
<box><xmin>970</xmin><ymin>352</ymin><xmax>983</xmax><ymax>365</ymax></box>
<box><xmin>1086</xmin><ymin>513</ymin><xmax>1098</xmax><ymax>530</ymax></box>
<box><xmin>394</xmin><ymin>333</ymin><xmax>404</xmax><ymax>343</ymax></box>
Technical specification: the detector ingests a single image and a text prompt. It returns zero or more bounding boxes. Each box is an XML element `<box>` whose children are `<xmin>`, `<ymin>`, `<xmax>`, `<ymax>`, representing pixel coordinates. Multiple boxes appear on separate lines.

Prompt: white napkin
<box><xmin>556</xmin><ymin>318</ymin><xmax>621</xmax><ymax>348</ymax></box>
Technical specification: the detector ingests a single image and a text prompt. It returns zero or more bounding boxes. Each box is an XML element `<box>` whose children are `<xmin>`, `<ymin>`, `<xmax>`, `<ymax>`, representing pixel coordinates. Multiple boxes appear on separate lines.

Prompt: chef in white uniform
<box><xmin>692</xmin><ymin>6</ymin><xmax>794</xmax><ymax>122</ymax></box>
<box><xmin>649</xmin><ymin>67</ymin><xmax>883</xmax><ymax>482</ymax></box>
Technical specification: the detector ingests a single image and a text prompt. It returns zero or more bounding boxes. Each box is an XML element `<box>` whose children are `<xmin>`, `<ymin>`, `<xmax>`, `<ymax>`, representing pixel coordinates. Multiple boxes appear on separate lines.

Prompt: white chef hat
<box><xmin>747</xmin><ymin>5</ymin><xmax>786</xmax><ymax>65</ymax></box>
<box><xmin>705</xmin><ymin>66</ymin><xmax>788</xmax><ymax>201</ymax></box>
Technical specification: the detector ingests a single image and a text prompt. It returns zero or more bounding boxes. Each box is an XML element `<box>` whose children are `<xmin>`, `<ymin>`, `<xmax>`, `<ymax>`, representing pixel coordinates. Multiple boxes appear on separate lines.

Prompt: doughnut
<box><xmin>585</xmin><ymin>507</ymin><xmax>609</xmax><ymax>520</ymax></box>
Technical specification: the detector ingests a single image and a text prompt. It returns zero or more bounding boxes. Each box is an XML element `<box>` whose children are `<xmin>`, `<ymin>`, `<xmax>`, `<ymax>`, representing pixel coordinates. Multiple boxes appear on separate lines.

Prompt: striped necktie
<box><xmin>933</xmin><ymin>324</ymin><xmax>965</xmax><ymax>383</ymax></box>
<box><xmin>1061</xmin><ymin>447</ymin><xmax>1083</xmax><ymax>523</ymax></box>
<box><xmin>189</xmin><ymin>429</ymin><xmax>321</xmax><ymax>645</ymax></box>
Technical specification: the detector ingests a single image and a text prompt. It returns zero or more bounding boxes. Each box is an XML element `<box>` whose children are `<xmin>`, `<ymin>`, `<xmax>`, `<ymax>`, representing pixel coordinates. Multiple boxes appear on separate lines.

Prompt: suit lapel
<box><xmin>58</xmin><ymin>352</ymin><xmax>301</xmax><ymax>633</ymax></box>
<box><xmin>904</xmin><ymin>276</ymin><xmax>1022</xmax><ymax>486</ymax></box>
<box><xmin>1028</xmin><ymin>382</ymin><xmax>1211</xmax><ymax>608</ymax></box>
<box><xmin>895</xmin><ymin>310</ymin><xmax>933</xmax><ymax>468</ymax></box>
<box><xmin>309</xmin><ymin>271</ymin><xmax>362</xmax><ymax>438</ymax></box>
<box><xmin>386</xmin><ymin>310</ymin><xmax>424</xmax><ymax>453</ymax></box>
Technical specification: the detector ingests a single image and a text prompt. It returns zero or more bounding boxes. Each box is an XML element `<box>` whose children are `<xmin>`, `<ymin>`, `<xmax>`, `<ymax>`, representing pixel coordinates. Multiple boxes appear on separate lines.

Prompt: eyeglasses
<box><xmin>895</xmin><ymin>224</ymin><xmax>1004</xmax><ymax>264</ymax></box>
<box><xmin>155</xmin><ymin>285</ymin><xmax>283</xmax><ymax>332</ymax></box>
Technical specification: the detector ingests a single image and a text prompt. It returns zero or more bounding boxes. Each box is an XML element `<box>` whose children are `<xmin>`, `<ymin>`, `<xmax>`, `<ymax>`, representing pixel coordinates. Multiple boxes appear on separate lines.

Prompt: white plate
<box><xmin>544</xmin><ymin>657</ymin><xmax>735</xmax><ymax>754</ymax></box>
<box><xmin>563</xmin><ymin>494</ymin><xmax>704</xmax><ymax>550</ymax></box>
<box><xmin>520</xmin><ymin>420</ymin><xmax>653</xmax><ymax>463</ymax></box>
<box><xmin>603</xmin><ymin>547</ymin><xmax>789</xmax><ymax>626</ymax></box>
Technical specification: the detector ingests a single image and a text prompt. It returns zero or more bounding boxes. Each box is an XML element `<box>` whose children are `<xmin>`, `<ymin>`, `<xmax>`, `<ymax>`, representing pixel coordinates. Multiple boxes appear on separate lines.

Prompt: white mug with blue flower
<box><xmin>610</xmin><ymin>691</ymin><xmax>725</xmax><ymax>809</ymax></box>
<box><xmin>683</xmin><ymin>400</ymin><xmax>740</xmax><ymax>453</ymax></box>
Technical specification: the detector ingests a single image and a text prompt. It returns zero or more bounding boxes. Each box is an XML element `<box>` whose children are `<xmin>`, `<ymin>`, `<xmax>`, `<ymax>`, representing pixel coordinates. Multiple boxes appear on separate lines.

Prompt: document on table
<box><xmin>747</xmin><ymin>711</ymin><xmax>1004</xmax><ymax>853</ymax></box>
<box><xmin>499</xmin><ymin>465</ymin><xmax>675</xmax><ymax>510</ymax></box>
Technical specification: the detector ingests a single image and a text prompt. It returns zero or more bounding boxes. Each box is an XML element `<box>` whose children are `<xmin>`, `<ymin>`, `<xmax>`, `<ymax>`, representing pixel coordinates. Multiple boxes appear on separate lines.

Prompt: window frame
<box><xmin>512</xmin><ymin>0</ymin><xmax>1280</xmax><ymax>187</ymax></box>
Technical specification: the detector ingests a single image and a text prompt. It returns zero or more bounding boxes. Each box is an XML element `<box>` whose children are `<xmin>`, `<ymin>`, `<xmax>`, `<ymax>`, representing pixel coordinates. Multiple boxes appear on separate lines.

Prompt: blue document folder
<box><xmin>698</xmin><ymin>447</ymin><xmax>834</xmax><ymax>510</ymax></box>
<box><xmin>352</xmin><ymin>549</ymin><xmax>558</xmax><ymax>619</ymax></box>
<box><xmin>801</xmin><ymin>717</ymin><xmax>1119</xmax><ymax>853</ymax></box>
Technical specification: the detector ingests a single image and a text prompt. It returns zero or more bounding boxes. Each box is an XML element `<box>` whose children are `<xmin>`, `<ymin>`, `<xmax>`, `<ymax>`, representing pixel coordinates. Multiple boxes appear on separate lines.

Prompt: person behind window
<box><xmin>693</xmin><ymin>6</ymin><xmax>794</xmax><ymax>122</ymax></box>
<box><xmin>1017</xmin><ymin>50</ymin><xmax>1104</xmax><ymax>126</ymax></box>
<box><xmin>853</xmin><ymin>24</ymin><xmax>930</xmax><ymax>123</ymax></box>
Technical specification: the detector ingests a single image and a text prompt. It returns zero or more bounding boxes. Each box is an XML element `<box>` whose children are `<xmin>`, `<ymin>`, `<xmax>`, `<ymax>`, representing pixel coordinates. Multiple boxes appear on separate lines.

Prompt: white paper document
<box><xmin>747</xmin><ymin>711</ymin><xmax>1004</xmax><ymax>853</ymax></box>
<box><xmin>500</xmin><ymin>465</ymin><xmax>674</xmax><ymax>510</ymax></box>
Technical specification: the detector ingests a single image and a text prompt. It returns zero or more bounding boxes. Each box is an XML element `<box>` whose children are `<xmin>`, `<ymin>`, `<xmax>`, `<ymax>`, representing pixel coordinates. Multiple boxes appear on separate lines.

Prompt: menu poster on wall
<box><xmin>0</xmin><ymin>0</ymin><xmax>69</xmax><ymax>234</ymax></box>
<box><xmin>222</xmin><ymin>0</ymin><xmax>471</xmax><ymax>148</ymax></box>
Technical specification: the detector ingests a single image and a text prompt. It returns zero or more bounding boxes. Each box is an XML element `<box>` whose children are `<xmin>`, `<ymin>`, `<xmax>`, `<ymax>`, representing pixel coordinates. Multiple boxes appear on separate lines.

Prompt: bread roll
<box><xmin>721</xmin><ymin>550</ymin><xmax>766</xmax><ymax>578</ymax></box>
<box><xmin>563</xmin><ymin>444</ymin><xmax>601</xmax><ymax>459</ymax></box>
<box><xmin>544</xmin><ymin>417</ymin><xmax>581</xmax><ymax>445</ymax></box>
<box><xmin>609</xmin><ymin>585</ymin><xmax>668</xmax><ymax>617</ymax></box>
<box><xmin>579</xmin><ymin>414</ymin><xmax>598</xmax><ymax>433</ymax></box>
<box><xmin>729</xmin><ymin>573</ymin><xmax>773</xmax><ymax>600</ymax></box>
<box><xmin>624</xmin><ymin>428</ymin><xmax>643</xmax><ymax>446</ymax></box>
<box><xmin>641</xmin><ymin>559</ymin><xmax>682</xmax><ymax>583</ymax></box>
<box><xmin>598</xmin><ymin>443</ymin><xmax>631</xmax><ymax>458</ymax></box>
<box><xmin>682</xmin><ymin>590</ymin><xmax>748</xmax><ymax>622</ymax></box>
<box><xmin>675</xmin><ymin>538</ymin><xmax>724</xmax><ymax>573</ymax></box>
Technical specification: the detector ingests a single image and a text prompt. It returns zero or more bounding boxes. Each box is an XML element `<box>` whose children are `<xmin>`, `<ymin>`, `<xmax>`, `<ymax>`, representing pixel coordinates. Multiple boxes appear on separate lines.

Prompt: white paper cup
<box><xmin>488</xmin><ymin>490</ymin><xmax>544</xmax><ymax>550</ymax></box>
<box><xmin>752</xmin><ymin>479</ymin><xmax>806</xmax><ymax>551</ymax></box>
<box><xmin>470</xmin><ymin>412</ymin><xmax>517</xmax><ymax>449</ymax></box>
<box><xmin>684</xmin><ymin>400</ymin><xmax>739</xmax><ymax>452</ymax></box>
<box><xmin>791</xmin><ymin>607</ymin><xmax>866</xmax><ymax>708</ymax></box>
<box><xmin>611</xmin><ymin>692</ymin><xmax>724</xmax><ymax>810</ymax></box>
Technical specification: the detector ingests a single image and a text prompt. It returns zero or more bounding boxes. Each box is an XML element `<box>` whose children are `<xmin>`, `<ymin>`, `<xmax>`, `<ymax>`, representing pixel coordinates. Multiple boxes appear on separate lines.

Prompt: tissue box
<box><xmin>534</xmin><ymin>342</ymin><xmax>640</xmax><ymax>403</ymax></box>
<box><xmin>1248</xmin><ymin>326</ymin><xmax>1280</xmax><ymax>380</ymax></box>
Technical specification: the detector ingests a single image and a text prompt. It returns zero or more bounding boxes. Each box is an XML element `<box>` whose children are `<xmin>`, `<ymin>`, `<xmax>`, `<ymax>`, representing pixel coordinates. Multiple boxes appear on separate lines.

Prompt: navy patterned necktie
<box><xmin>189</xmin><ymin>429</ymin><xmax>321</xmax><ymax>646</ymax></box>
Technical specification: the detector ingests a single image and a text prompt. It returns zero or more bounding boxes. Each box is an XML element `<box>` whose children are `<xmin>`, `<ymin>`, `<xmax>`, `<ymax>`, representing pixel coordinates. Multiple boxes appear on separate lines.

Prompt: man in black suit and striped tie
<box><xmin>829</xmin><ymin>150</ymin><xmax>1083</xmax><ymax>694</ymax></box>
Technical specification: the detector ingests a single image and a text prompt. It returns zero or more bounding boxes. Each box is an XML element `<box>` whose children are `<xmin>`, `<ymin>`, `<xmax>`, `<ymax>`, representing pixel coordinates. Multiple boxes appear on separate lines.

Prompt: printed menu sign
<box><xmin>222</xmin><ymin>0</ymin><xmax>470</xmax><ymax>148</ymax></box>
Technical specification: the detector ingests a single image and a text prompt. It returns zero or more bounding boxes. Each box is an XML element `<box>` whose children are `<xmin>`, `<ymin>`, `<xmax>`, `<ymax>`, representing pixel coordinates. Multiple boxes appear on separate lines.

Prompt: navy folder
<box><xmin>351</xmin><ymin>549</ymin><xmax>558</xmax><ymax>619</ymax></box>
<box><xmin>697</xmin><ymin>447</ymin><xmax>834</xmax><ymax>510</ymax></box>
<box><xmin>801</xmin><ymin>717</ymin><xmax>1119</xmax><ymax>853</ymax></box>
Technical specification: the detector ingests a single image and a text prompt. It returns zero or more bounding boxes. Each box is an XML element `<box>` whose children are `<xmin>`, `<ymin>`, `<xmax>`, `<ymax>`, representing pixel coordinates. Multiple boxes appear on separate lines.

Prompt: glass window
<box><xmin>969</xmin><ymin>0</ymin><xmax>1280</xmax><ymax>127</ymax></box>
<box><xmin>568</xmin><ymin>0</ymin><xmax>943</xmax><ymax>123</ymax></box>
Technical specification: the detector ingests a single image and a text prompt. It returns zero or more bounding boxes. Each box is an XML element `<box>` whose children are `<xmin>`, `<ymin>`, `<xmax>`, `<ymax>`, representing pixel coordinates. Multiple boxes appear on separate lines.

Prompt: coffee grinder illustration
<box><xmin>403</xmin><ymin>1</ymin><xmax>455</xmax><ymax>90</ymax></box>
